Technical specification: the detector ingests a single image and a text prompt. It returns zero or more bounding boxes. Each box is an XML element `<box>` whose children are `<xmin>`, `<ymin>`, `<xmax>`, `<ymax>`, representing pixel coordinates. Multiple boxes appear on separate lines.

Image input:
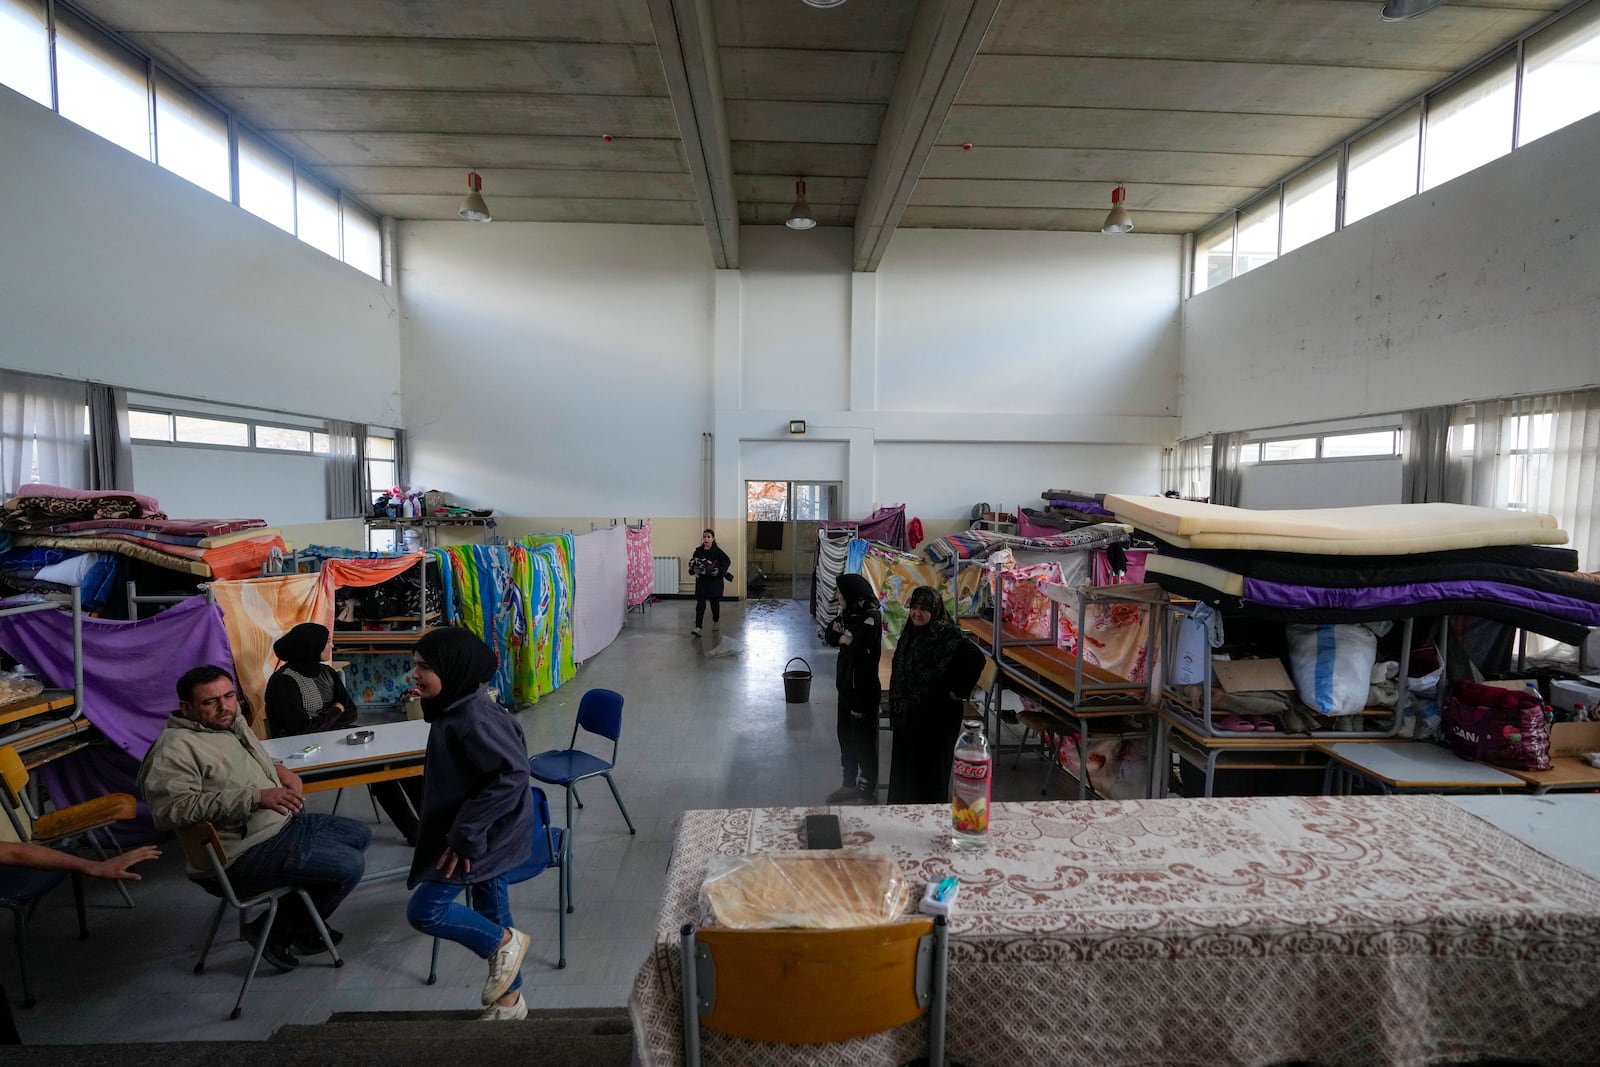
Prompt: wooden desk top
<box><xmin>1505</xmin><ymin>756</ymin><xmax>1600</xmax><ymax>790</ymax></box>
<box><xmin>264</xmin><ymin>719</ymin><xmax>429</xmax><ymax>773</ymax></box>
<box><xmin>0</xmin><ymin>690</ymin><xmax>75</xmax><ymax>728</ymax></box>
<box><xmin>1314</xmin><ymin>741</ymin><xmax>1526</xmax><ymax>789</ymax></box>
<box><xmin>332</xmin><ymin>629</ymin><xmax>426</xmax><ymax>647</ymax></box>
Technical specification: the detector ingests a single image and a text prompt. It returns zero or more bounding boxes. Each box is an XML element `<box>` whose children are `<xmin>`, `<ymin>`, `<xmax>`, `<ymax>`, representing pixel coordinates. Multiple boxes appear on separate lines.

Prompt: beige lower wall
<box><xmin>278</xmin><ymin>519</ymin><xmax>367</xmax><ymax>552</ymax></box>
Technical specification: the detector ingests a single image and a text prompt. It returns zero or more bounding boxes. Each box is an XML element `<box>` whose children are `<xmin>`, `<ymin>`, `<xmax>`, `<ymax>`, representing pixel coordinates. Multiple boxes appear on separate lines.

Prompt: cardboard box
<box><xmin>1481</xmin><ymin>678</ymin><xmax>1539</xmax><ymax>693</ymax></box>
<box><xmin>1213</xmin><ymin>657</ymin><xmax>1295</xmax><ymax>693</ymax></box>
<box><xmin>1551</xmin><ymin>679</ymin><xmax>1600</xmax><ymax>715</ymax></box>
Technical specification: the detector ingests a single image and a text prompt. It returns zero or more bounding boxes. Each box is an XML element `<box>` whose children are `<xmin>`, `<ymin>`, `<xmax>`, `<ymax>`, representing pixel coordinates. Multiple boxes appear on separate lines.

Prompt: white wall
<box><xmin>739</xmin><ymin>227</ymin><xmax>852</xmax><ymax>411</ymax></box>
<box><xmin>0</xmin><ymin>87</ymin><xmax>402</xmax><ymax>427</ymax></box>
<box><xmin>1182</xmin><ymin>110</ymin><xmax>1600</xmax><ymax>437</ymax></box>
<box><xmin>133</xmin><ymin>445</ymin><xmax>330</xmax><ymax>526</ymax></box>
<box><xmin>740</xmin><ymin>440</ymin><xmax>848</xmax><ymax>484</ymax></box>
<box><xmin>399</xmin><ymin>222</ymin><xmax>714</xmax><ymax>517</ymax></box>
<box><xmin>876</xmin><ymin>442</ymin><xmax>1161</xmax><ymax>521</ymax></box>
<box><xmin>878</xmin><ymin>229</ymin><xmax>1182</xmax><ymax>417</ymax></box>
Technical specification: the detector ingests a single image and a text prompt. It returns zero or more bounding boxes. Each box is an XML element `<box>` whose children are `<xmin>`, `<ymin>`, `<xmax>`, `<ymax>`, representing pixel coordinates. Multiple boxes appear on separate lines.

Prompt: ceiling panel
<box><xmin>899</xmin><ymin>206</ymin><xmax>1216</xmax><ymax>234</ymax></box>
<box><xmin>210</xmin><ymin>88</ymin><xmax>677</xmax><ymax>138</ymax></box>
<box><xmin>981</xmin><ymin>0</ymin><xmax>1560</xmax><ymax>68</ymax></box>
<box><xmin>720</xmin><ymin>48</ymin><xmax>901</xmax><ymax>103</ymax></box>
<box><xmin>738</xmin><ymin>201</ymin><xmax>854</xmax><ymax>227</ymax></box>
<box><xmin>726</xmin><ymin>101</ymin><xmax>886</xmax><ymax>145</ymax></box>
<box><xmin>939</xmin><ymin>106</ymin><xmax>1363</xmax><ymax>158</ymax></box>
<box><xmin>923</xmin><ymin>145</ymin><xmax>1311</xmax><ymax>188</ymax></box>
<box><xmin>321</xmin><ymin>167</ymin><xmax>697</xmax><ymax>200</ymax></box>
<box><xmin>276</xmin><ymin>132</ymin><xmax>686</xmax><ymax>171</ymax></box>
<box><xmin>731</xmin><ymin>141</ymin><xmax>876</xmax><ymax>179</ymax></box>
<box><xmin>735</xmin><ymin>175</ymin><xmax>864</xmax><ymax>206</ymax></box>
<box><xmin>74</xmin><ymin>0</ymin><xmax>658</xmax><ymax>41</ymax></box>
<box><xmin>123</xmin><ymin>35</ymin><xmax>668</xmax><ymax>95</ymax></box>
<box><xmin>359</xmin><ymin>194</ymin><xmax>703</xmax><ymax>224</ymax></box>
<box><xmin>911</xmin><ymin>179</ymin><xmax>1260</xmax><ymax>214</ymax></box>
<box><xmin>711</xmin><ymin>0</ymin><xmax>918</xmax><ymax>51</ymax></box>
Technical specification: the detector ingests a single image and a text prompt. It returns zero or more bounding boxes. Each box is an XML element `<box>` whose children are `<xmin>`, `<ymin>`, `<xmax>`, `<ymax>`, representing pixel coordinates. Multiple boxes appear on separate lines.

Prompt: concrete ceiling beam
<box><xmin>646</xmin><ymin>0</ymin><xmax>740</xmax><ymax>267</ymax></box>
<box><xmin>853</xmin><ymin>0</ymin><xmax>1004</xmax><ymax>272</ymax></box>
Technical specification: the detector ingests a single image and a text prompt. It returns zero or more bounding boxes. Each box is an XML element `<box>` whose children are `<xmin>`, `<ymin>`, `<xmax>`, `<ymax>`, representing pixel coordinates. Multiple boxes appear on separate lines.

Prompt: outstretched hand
<box><xmin>435</xmin><ymin>846</ymin><xmax>472</xmax><ymax>879</ymax></box>
<box><xmin>87</xmin><ymin>844</ymin><xmax>161</xmax><ymax>882</ymax></box>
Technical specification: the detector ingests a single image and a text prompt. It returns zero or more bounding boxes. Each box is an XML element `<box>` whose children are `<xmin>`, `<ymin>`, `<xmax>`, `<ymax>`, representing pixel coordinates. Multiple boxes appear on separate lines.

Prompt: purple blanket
<box><xmin>1242</xmin><ymin>576</ymin><xmax>1600</xmax><ymax>627</ymax></box>
<box><xmin>0</xmin><ymin>594</ymin><xmax>234</xmax><ymax>759</ymax></box>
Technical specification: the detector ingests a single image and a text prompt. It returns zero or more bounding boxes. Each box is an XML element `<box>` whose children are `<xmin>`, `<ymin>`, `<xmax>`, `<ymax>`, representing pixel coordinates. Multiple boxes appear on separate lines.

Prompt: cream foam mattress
<box><xmin>1107</xmin><ymin>496</ymin><xmax>1565</xmax><ymax>556</ymax></box>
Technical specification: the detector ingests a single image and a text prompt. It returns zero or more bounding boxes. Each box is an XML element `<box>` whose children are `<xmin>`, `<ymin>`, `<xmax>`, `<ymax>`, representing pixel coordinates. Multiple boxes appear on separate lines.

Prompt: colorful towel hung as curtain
<box><xmin>625</xmin><ymin>521</ymin><xmax>653</xmax><ymax>608</ymax></box>
<box><xmin>852</xmin><ymin>540</ymin><xmax>983</xmax><ymax>651</ymax></box>
<box><xmin>997</xmin><ymin>556</ymin><xmax>1154</xmax><ymax>683</ymax></box>
<box><xmin>429</xmin><ymin>535</ymin><xmax>578</xmax><ymax>707</ymax></box>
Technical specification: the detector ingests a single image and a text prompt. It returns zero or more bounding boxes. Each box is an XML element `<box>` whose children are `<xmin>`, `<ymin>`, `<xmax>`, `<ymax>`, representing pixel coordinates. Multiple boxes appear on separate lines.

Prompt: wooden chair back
<box><xmin>0</xmin><ymin>745</ymin><xmax>29</xmax><ymax>808</ymax></box>
<box><xmin>693</xmin><ymin>917</ymin><xmax>933</xmax><ymax>1044</ymax></box>
<box><xmin>176</xmin><ymin>821</ymin><xmax>228</xmax><ymax>872</ymax></box>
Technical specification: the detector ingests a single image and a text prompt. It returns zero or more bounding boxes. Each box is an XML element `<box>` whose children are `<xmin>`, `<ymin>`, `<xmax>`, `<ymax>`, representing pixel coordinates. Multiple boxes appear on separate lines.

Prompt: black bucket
<box><xmin>782</xmin><ymin>657</ymin><xmax>813</xmax><ymax>703</ymax></box>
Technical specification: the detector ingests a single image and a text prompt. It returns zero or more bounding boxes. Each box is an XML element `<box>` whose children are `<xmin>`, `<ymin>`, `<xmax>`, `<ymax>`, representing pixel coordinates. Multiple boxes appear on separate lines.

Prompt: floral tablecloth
<box><xmin>630</xmin><ymin>796</ymin><xmax>1600</xmax><ymax>1066</ymax></box>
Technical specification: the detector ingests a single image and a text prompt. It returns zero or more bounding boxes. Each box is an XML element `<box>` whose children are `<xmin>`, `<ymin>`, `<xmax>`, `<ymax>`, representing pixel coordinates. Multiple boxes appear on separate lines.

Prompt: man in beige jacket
<box><xmin>138</xmin><ymin>664</ymin><xmax>371</xmax><ymax>972</ymax></box>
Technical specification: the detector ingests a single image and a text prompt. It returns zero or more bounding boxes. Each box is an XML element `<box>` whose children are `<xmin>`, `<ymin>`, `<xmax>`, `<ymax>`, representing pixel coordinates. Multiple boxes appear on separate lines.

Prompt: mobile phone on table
<box><xmin>805</xmin><ymin>814</ymin><xmax>842</xmax><ymax>850</ymax></box>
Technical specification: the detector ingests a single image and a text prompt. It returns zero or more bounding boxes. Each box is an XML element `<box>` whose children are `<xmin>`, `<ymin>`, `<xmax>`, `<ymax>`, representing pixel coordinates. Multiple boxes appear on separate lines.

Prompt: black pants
<box><xmin>694</xmin><ymin>593</ymin><xmax>721</xmax><ymax>627</ymax></box>
<box><xmin>887</xmin><ymin>699</ymin><xmax>963</xmax><ymax>804</ymax></box>
<box><xmin>836</xmin><ymin>690</ymin><xmax>881</xmax><ymax>793</ymax></box>
<box><xmin>1</xmin><ymin>983</ymin><xmax>19</xmax><ymax>1044</ymax></box>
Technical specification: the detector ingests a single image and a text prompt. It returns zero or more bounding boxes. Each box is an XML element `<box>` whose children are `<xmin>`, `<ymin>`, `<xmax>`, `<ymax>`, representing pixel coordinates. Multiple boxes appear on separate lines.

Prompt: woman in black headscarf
<box><xmin>824</xmin><ymin>573</ymin><xmax>883</xmax><ymax>804</ymax></box>
<box><xmin>264</xmin><ymin>623</ymin><xmax>356</xmax><ymax>738</ymax></box>
<box><xmin>404</xmin><ymin>628</ymin><xmax>535</xmax><ymax>1021</ymax></box>
<box><xmin>887</xmin><ymin>585</ymin><xmax>986</xmax><ymax>804</ymax></box>
<box><xmin>265</xmin><ymin>621</ymin><xmax>420</xmax><ymax>843</ymax></box>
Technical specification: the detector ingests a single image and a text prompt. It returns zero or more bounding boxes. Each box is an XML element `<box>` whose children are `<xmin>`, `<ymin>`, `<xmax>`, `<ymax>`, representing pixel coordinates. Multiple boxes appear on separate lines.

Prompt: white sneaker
<box><xmin>690</xmin><ymin>627</ymin><xmax>701</xmax><ymax>637</ymax></box>
<box><xmin>479</xmin><ymin>993</ymin><xmax>528</xmax><ymax>1021</ymax></box>
<box><xmin>482</xmin><ymin>928</ymin><xmax>530</xmax><ymax>1006</ymax></box>
<box><xmin>712</xmin><ymin>621</ymin><xmax>720</xmax><ymax>630</ymax></box>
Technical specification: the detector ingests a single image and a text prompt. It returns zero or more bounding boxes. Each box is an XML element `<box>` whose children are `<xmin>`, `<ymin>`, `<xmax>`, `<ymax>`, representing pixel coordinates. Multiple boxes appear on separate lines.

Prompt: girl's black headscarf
<box><xmin>413</xmin><ymin>627</ymin><xmax>498</xmax><ymax>721</ymax></box>
<box><xmin>836</xmin><ymin>573</ymin><xmax>876</xmax><ymax>613</ymax></box>
<box><xmin>273</xmin><ymin>622</ymin><xmax>329</xmax><ymax>670</ymax></box>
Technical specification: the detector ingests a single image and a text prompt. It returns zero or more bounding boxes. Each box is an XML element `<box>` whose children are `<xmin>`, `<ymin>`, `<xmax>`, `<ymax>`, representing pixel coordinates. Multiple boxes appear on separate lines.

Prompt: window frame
<box><xmin>129</xmin><ymin>403</ymin><xmax>335</xmax><ymax>457</ymax></box>
<box><xmin>1244</xmin><ymin>427</ymin><xmax>1402</xmax><ymax>465</ymax></box>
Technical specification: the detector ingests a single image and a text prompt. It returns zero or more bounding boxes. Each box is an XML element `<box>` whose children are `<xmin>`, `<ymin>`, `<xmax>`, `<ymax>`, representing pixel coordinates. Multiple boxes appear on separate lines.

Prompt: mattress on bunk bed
<box><xmin>36</xmin><ymin>524</ymin><xmax>279</xmax><ymax>550</ymax></box>
<box><xmin>1147</xmin><ymin>553</ymin><xmax>1246</xmax><ymax>596</ymax></box>
<box><xmin>1147</xmin><ymin>534</ymin><xmax>1582</xmax><ymax>575</ymax></box>
<box><xmin>1149</xmin><ymin>571</ymin><xmax>1595</xmax><ymax>646</ymax></box>
<box><xmin>16</xmin><ymin>533</ymin><xmax>286</xmax><ymax>579</ymax></box>
<box><xmin>1106</xmin><ymin>496</ymin><xmax>1564</xmax><ymax>554</ymax></box>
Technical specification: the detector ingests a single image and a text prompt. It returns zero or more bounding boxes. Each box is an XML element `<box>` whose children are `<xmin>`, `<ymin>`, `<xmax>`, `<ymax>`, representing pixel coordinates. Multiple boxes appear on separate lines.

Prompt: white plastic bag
<box><xmin>1287</xmin><ymin>624</ymin><xmax>1379</xmax><ymax>716</ymax></box>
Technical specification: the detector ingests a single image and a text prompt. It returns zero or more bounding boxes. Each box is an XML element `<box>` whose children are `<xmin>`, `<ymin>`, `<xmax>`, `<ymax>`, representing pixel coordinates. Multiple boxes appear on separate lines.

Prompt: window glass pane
<box><xmin>154</xmin><ymin>70</ymin><xmax>229</xmax><ymax>200</ymax></box>
<box><xmin>369</xmin><ymin>460</ymin><xmax>396</xmax><ymax>495</ymax></box>
<box><xmin>1239</xmin><ymin>442</ymin><xmax>1261</xmax><ymax>463</ymax></box>
<box><xmin>1345</xmin><ymin>106</ymin><xmax>1420</xmax><ymax>225</ymax></box>
<box><xmin>1192</xmin><ymin>219</ymin><xmax>1234</xmax><ymax>295</ymax></box>
<box><xmin>1422</xmin><ymin>53</ymin><xmax>1515</xmax><ymax>191</ymax></box>
<box><xmin>128</xmin><ymin>409</ymin><xmax>171</xmax><ymax>442</ymax></box>
<box><xmin>0</xmin><ymin>0</ymin><xmax>51</xmax><ymax>107</ymax></box>
<box><xmin>1521</xmin><ymin>4</ymin><xmax>1600</xmax><ymax>146</ymax></box>
<box><xmin>366</xmin><ymin>436</ymin><xmax>395</xmax><ymax>460</ymax></box>
<box><xmin>342</xmin><ymin>202</ymin><xmax>382</xmax><ymax>280</ymax></box>
<box><xmin>1323</xmin><ymin>430</ymin><xmax>1398</xmax><ymax>458</ymax></box>
<box><xmin>55</xmin><ymin>10</ymin><xmax>151</xmax><ymax>159</ymax></box>
<box><xmin>238</xmin><ymin>129</ymin><xmax>295</xmax><ymax>233</ymax></box>
<box><xmin>1234</xmin><ymin>195</ymin><xmax>1279</xmax><ymax>276</ymax></box>
<box><xmin>312</xmin><ymin>432</ymin><xmax>330</xmax><ymax>454</ymax></box>
<box><xmin>256</xmin><ymin>425</ymin><xmax>311</xmax><ymax>451</ymax></box>
<box><xmin>174</xmin><ymin>415</ymin><xmax>248</xmax><ymax>447</ymax></box>
<box><xmin>1261</xmin><ymin>438</ymin><xmax>1316</xmax><ymax>462</ymax></box>
<box><xmin>1281</xmin><ymin>155</ymin><xmax>1337</xmax><ymax>255</ymax></box>
<box><xmin>296</xmin><ymin>172</ymin><xmax>340</xmax><ymax>257</ymax></box>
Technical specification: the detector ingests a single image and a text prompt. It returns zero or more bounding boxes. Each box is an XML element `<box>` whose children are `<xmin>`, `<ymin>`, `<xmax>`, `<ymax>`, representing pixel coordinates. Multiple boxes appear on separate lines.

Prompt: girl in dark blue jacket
<box><xmin>824</xmin><ymin>573</ymin><xmax>882</xmax><ymax>803</ymax></box>
<box><xmin>404</xmin><ymin>628</ymin><xmax>535</xmax><ymax>1020</ymax></box>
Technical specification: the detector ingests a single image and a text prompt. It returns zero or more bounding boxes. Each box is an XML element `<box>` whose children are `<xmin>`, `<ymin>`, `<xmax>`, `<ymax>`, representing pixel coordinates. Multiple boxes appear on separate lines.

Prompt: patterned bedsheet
<box><xmin>632</xmin><ymin>797</ymin><xmax>1600</xmax><ymax>1066</ymax></box>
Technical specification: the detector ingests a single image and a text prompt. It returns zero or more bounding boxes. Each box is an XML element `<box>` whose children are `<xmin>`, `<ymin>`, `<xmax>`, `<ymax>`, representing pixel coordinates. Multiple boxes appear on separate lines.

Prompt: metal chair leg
<box><xmin>367</xmin><ymin>786</ymin><xmax>383</xmax><ymax>825</ymax></box>
<box><xmin>232</xmin><ymin>897</ymin><xmax>277</xmax><ymax>1020</ymax></box>
<box><xmin>556</xmin><ymin>845</ymin><xmax>568</xmax><ymax>968</ymax></box>
<box><xmin>602</xmin><ymin>773</ymin><xmax>636</xmax><ymax>835</ymax></box>
<box><xmin>6</xmin><ymin>905</ymin><xmax>33</xmax><ymax>1009</ymax></box>
<box><xmin>427</xmin><ymin>936</ymin><xmax>440</xmax><ymax>984</ymax></box>
<box><xmin>331</xmin><ymin>789</ymin><xmax>343</xmax><ymax>816</ymax></box>
<box><xmin>295</xmin><ymin>889</ymin><xmax>343</xmax><ymax>968</ymax></box>
<box><xmin>70</xmin><ymin>871</ymin><xmax>88</xmax><ymax>939</ymax></box>
<box><xmin>930</xmin><ymin>917</ymin><xmax>948</xmax><ymax>1067</ymax></box>
<box><xmin>564</xmin><ymin>786</ymin><xmax>577</xmax><ymax>912</ymax></box>
<box><xmin>572</xmin><ymin>782</ymin><xmax>584</xmax><ymax>810</ymax></box>
<box><xmin>87</xmin><ymin>828</ymin><xmax>135</xmax><ymax>909</ymax></box>
<box><xmin>680</xmin><ymin>924</ymin><xmax>700</xmax><ymax>1067</ymax></box>
<box><xmin>195</xmin><ymin>897</ymin><xmax>228</xmax><ymax>975</ymax></box>
<box><xmin>1012</xmin><ymin>727</ymin><xmax>1033</xmax><ymax>770</ymax></box>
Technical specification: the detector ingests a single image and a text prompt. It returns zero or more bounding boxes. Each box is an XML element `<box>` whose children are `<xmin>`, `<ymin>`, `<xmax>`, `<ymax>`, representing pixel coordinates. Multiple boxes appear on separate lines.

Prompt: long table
<box><xmin>630</xmin><ymin>797</ymin><xmax>1600</xmax><ymax>1066</ymax></box>
<box><xmin>262</xmin><ymin>719</ymin><xmax>428</xmax><ymax>793</ymax></box>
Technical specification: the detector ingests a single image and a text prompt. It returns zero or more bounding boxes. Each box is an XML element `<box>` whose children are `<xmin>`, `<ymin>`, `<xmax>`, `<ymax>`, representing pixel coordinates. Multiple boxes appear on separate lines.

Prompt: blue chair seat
<box><xmin>0</xmin><ymin>866</ymin><xmax>66</xmax><ymax>902</ymax></box>
<box><xmin>507</xmin><ymin>825</ymin><xmax>564</xmax><ymax>884</ymax></box>
<box><xmin>529</xmin><ymin>749</ymin><xmax>612</xmax><ymax>785</ymax></box>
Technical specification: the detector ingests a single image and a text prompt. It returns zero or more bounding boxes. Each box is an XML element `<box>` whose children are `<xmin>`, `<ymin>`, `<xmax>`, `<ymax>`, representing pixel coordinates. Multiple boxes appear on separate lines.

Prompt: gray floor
<box><xmin>7</xmin><ymin>598</ymin><xmax>1056</xmax><ymax>1044</ymax></box>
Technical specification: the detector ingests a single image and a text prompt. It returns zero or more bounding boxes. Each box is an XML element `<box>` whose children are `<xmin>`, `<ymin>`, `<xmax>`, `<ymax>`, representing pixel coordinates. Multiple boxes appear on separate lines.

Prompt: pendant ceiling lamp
<box><xmin>785</xmin><ymin>180</ymin><xmax>817</xmax><ymax>230</ymax></box>
<box><xmin>1380</xmin><ymin>0</ymin><xmax>1445</xmax><ymax>21</ymax></box>
<box><xmin>800</xmin><ymin>0</ymin><xmax>849</xmax><ymax>8</ymax></box>
<box><xmin>459</xmin><ymin>170</ymin><xmax>491</xmax><ymax>222</ymax></box>
<box><xmin>1101</xmin><ymin>185</ymin><xmax>1133</xmax><ymax>235</ymax></box>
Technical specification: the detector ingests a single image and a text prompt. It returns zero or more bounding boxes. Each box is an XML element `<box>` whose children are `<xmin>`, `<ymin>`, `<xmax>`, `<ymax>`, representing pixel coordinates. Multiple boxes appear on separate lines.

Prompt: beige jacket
<box><xmin>137</xmin><ymin>712</ymin><xmax>289</xmax><ymax>873</ymax></box>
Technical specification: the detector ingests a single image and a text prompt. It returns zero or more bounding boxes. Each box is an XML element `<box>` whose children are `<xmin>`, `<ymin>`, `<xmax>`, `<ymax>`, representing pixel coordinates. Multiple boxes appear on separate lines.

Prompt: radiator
<box><xmin>652</xmin><ymin>556</ymin><xmax>681</xmax><ymax>595</ymax></box>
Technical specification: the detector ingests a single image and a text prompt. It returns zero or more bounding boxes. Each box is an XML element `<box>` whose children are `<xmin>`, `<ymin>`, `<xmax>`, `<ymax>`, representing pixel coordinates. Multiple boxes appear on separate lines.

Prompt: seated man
<box><xmin>138</xmin><ymin>664</ymin><xmax>372</xmax><ymax>972</ymax></box>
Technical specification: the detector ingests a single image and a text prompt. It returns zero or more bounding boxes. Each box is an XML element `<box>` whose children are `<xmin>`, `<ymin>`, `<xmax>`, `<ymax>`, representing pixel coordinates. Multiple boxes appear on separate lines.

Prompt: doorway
<box><xmin>744</xmin><ymin>480</ymin><xmax>843</xmax><ymax>601</ymax></box>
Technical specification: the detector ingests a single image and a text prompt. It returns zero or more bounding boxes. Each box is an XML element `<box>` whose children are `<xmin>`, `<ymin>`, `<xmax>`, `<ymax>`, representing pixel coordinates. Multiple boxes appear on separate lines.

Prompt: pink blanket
<box><xmin>17</xmin><ymin>483</ymin><xmax>163</xmax><ymax>514</ymax></box>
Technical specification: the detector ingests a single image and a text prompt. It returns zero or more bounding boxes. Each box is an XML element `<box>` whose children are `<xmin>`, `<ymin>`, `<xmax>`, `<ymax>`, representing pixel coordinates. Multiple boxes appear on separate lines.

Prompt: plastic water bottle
<box><xmin>951</xmin><ymin>719</ymin><xmax>991</xmax><ymax>850</ymax></box>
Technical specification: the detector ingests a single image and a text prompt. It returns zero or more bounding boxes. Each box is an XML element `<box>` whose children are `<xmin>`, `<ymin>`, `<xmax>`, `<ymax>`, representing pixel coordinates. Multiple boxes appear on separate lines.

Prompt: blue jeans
<box><xmin>407</xmin><ymin>876</ymin><xmax>522</xmax><ymax>994</ymax></box>
<box><xmin>219</xmin><ymin>813</ymin><xmax>371</xmax><ymax>934</ymax></box>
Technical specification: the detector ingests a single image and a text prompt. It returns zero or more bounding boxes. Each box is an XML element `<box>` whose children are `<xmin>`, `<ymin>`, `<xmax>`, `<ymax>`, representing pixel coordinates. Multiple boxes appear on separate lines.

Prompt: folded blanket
<box><xmin>16</xmin><ymin>483</ymin><xmax>163</xmax><ymax>514</ymax></box>
<box><xmin>39</xmin><ymin>517</ymin><xmax>265</xmax><ymax>539</ymax></box>
<box><xmin>34</xmin><ymin>525</ymin><xmax>278</xmax><ymax>550</ymax></box>
<box><xmin>16</xmin><ymin>533</ymin><xmax>285</xmax><ymax>579</ymax></box>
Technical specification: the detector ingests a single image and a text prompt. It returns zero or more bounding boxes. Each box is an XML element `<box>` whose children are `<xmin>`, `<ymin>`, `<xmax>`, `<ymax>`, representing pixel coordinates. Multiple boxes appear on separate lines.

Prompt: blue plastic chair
<box><xmin>0</xmin><ymin>865</ymin><xmax>88</xmax><ymax>1008</ymax></box>
<box><xmin>529</xmin><ymin>688</ymin><xmax>636</xmax><ymax>907</ymax></box>
<box><xmin>426</xmin><ymin>785</ymin><xmax>568</xmax><ymax>982</ymax></box>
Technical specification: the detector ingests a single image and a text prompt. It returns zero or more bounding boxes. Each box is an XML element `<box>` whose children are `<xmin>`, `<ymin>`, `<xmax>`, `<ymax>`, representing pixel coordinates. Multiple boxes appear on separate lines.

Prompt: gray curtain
<box><xmin>1209</xmin><ymin>431</ymin><xmax>1244</xmax><ymax>507</ymax></box>
<box><xmin>324</xmin><ymin>420</ymin><xmax>368</xmax><ymax>519</ymax></box>
<box><xmin>1400</xmin><ymin>406</ymin><xmax>1451</xmax><ymax>503</ymax></box>
<box><xmin>86</xmin><ymin>383</ymin><xmax>134</xmax><ymax>491</ymax></box>
<box><xmin>393</xmin><ymin>427</ymin><xmax>409</xmax><ymax>489</ymax></box>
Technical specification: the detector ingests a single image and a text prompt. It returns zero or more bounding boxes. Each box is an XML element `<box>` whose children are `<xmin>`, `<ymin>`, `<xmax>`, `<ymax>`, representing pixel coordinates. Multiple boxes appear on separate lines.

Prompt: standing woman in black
<box><xmin>887</xmin><ymin>586</ymin><xmax>986</xmax><ymax>803</ymax></box>
<box><xmin>824</xmin><ymin>573</ymin><xmax>882</xmax><ymax>804</ymax></box>
<box><xmin>688</xmin><ymin>528</ymin><xmax>731</xmax><ymax>636</ymax></box>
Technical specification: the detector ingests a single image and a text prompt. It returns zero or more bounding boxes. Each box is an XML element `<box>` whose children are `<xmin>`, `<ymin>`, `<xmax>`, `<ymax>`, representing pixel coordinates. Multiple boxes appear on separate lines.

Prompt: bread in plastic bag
<box><xmin>0</xmin><ymin>668</ymin><xmax>44</xmax><ymax>707</ymax></box>
<box><xmin>699</xmin><ymin>848</ymin><xmax>911</xmax><ymax>929</ymax></box>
